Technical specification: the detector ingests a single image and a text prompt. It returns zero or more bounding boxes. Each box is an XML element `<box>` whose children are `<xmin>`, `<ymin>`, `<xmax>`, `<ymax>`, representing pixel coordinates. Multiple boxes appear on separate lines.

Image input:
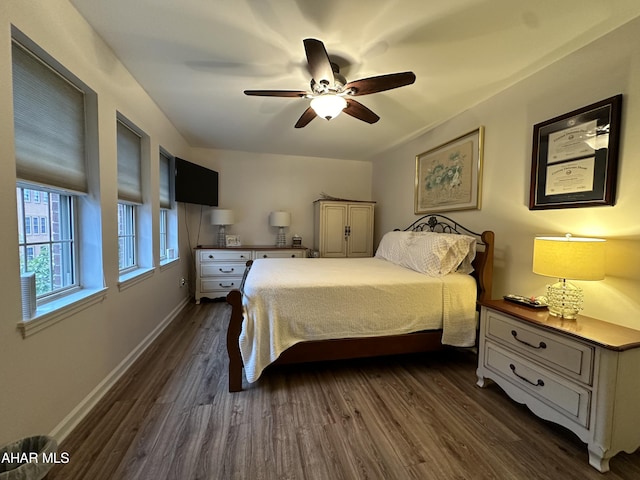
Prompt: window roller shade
<box><xmin>12</xmin><ymin>41</ymin><xmax>87</xmax><ymax>193</ymax></box>
<box><xmin>159</xmin><ymin>150</ymin><xmax>171</xmax><ymax>209</ymax></box>
<box><xmin>117</xmin><ymin>120</ymin><xmax>143</xmax><ymax>204</ymax></box>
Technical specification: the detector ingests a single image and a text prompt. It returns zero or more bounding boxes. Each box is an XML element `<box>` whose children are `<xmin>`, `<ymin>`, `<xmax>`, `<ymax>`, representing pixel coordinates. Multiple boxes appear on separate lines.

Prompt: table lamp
<box><xmin>269</xmin><ymin>211</ymin><xmax>291</xmax><ymax>247</ymax></box>
<box><xmin>532</xmin><ymin>234</ymin><xmax>605</xmax><ymax>319</ymax></box>
<box><xmin>211</xmin><ymin>209</ymin><xmax>234</xmax><ymax>247</ymax></box>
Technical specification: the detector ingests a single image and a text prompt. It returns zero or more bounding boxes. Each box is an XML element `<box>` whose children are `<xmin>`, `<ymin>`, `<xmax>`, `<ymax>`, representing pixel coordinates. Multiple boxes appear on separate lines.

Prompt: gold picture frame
<box><xmin>415</xmin><ymin>127</ymin><xmax>484</xmax><ymax>214</ymax></box>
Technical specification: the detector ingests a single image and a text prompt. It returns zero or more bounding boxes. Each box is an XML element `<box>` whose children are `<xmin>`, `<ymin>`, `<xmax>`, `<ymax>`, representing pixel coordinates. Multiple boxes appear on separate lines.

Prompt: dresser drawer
<box><xmin>200</xmin><ymin>277</ymin><xmax>242</xmax><ymax>293</ymax></box>
<box><xmin>199</xmin><ymin>250</ymin><xmax>251</xmax><ymax>262</ymax></box>
<box><xmin>255</xmin><ymin>249</ymin><xmax>306</xmax><ymax>259</ymax></box>
<box><xmin>485</xmin><ymin>342</ymin><xmax>591</xmax><ymax>428</ymax></box>
<box><xmin>200</xmin><ymin>263</ymin><xmax>244</xmax><ymax>277</ymax></box>
<box><xmin>486</xmin><ymin>310</ymin><xmax>594</xmax><ymax>385</ymax></box>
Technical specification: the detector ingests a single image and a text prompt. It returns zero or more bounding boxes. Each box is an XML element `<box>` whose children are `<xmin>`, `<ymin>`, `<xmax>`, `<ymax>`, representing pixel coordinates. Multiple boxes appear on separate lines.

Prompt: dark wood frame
<box><xmin>529</xmin><ymin>95</ymin><xmax>622</xmax><ymax>210</ymax></box>
<box><xmin>226</xmin><ymin>214</ymin><xmax>495</xmax><ymax>392</ymax></box>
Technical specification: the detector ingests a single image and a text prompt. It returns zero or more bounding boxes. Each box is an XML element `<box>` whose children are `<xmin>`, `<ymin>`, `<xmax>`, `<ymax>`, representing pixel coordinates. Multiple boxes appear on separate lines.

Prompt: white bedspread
<box><xmin>239</xmin><ymin>257</ymin><xmax>477</xmax><ymax>383</ymax></box>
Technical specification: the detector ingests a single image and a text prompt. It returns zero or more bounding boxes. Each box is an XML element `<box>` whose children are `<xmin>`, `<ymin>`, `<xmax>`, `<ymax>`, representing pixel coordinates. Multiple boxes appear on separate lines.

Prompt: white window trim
<box><xmin>118</xmin><ymin>266</ymin><xmax>155</xmax><ymax>292</ymax></box>
<box><xmin>159</xmin><ymin>257</ymin><xmax>180</xmax><ymax>271</ymax></box>
<box><xmin>17</xmin><ymin>287</ymin><xmax>108</xmax><ymax>338</ymax></box>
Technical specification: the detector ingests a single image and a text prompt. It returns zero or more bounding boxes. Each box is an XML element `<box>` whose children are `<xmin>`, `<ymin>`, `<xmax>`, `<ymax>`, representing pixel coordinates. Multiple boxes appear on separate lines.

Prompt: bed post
<box><xmin>477</xmin><ymin>230</ymin><xmax>494</xmax><ymax>303</ymax></box>
<box><xmin>226</xmin><ymin>289</ymin><xmax>244</xmax><ymax>392</ymax></box>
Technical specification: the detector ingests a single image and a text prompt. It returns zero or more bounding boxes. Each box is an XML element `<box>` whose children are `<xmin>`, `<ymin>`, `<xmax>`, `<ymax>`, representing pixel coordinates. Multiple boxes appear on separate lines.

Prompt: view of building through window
<box><xmin>16</xmin><ymin>186</ymin><xmax>76</xmax><ymax>298</ymax></box>
<box><xmin>117</xmin><ymin>202</ymin><xmax>136</xmax><ymax>271</ymax></box>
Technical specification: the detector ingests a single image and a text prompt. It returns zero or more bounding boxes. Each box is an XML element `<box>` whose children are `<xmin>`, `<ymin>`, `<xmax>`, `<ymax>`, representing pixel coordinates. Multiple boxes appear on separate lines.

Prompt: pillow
<box><xmin>374</xmin><ymin>231</ymin><xmax>410</xmax><ymax>264</ymax></box>
<box><xmin>376</xmin><ymin>231</ymin><xmax>476</xmax><ymax>276</ymax></box>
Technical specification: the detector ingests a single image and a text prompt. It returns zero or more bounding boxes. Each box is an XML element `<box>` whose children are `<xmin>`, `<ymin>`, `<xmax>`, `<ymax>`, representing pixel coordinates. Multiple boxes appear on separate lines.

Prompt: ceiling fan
<box><xmin>244</xmin><ymin>38</ymin><xmax>416</xmax><ymax>128</ymax></box>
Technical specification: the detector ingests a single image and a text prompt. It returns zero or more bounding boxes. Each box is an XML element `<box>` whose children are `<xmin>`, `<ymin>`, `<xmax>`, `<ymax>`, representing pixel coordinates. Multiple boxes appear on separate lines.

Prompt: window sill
<box><xmin>118</xmin><ymin>267</ymin><xmax>155</xmax><ymax>292</ymax></box>
<box><xmin>159</xmin><ymin>257</ymin><xmax>180</xmax><ymax>271</ymax></box>
<box><xmin>18</xmin><ymin>287</ymin><xmax>109</xmax><ymax>338</ymax></box>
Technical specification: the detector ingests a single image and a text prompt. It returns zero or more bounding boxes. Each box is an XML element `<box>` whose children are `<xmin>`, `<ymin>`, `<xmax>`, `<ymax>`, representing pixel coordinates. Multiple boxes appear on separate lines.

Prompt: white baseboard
<box><xmin>49</xmin><ymin>297</ymin><xmax>190</xmax><ymax>443</ymax></box>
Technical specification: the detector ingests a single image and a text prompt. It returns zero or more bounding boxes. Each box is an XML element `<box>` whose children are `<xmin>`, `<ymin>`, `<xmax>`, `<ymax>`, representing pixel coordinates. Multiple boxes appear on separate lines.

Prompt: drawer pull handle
<box><xmin>509</xmin><ymin>364</ymin><xmax>544</xmax><ymax>387</ymax></box>
<box><xmin>208</xmin><ymin>255</ymin><xmax>214</xmax><ymax>259</ymax></box>
<box><xmin>219</xmin><ymin>282</ymin><xmax>235</xmax><ymax>288</ymax></box>
<box><xmin>263</xmin><ymin>255</ymin><xmax>268</xmax><ymax>258</ymax></box>
<box><xmin>219</xmin><ymin>268</ymin><xmax>235</xmax><ymax>273</ymax></box>
<box><xmin>511</xmin><ymin>330</ymin><xmax>546</xmax><ymax>350</ymax></box>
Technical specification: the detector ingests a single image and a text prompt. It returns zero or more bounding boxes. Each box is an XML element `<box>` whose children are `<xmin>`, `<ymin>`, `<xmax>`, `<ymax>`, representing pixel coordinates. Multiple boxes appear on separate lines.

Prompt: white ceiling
<box><xmin>69</xmin><ymin>0</ymin><xmax>640</xmax><ymax>161</ymax></box>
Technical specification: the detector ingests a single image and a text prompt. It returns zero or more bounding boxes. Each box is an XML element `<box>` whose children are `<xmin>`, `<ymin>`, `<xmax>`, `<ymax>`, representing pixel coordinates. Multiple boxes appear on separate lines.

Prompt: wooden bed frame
<box><xmin>226</xmin><ymin>214</ymin><xmax>494</xmax><ymax>392</ymax></box>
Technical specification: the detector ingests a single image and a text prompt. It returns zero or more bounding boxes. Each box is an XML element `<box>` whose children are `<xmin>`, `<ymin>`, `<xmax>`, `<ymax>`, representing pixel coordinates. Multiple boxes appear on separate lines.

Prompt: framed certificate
<box><xmin>529</xmin><ymin>95</ymin><xmax>622</xmax><ymax>210</ymax></box>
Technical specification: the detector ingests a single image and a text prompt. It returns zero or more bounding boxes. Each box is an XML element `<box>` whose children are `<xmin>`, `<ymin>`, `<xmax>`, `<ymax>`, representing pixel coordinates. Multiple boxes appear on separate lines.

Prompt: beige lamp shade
<box><xmin>269</xmin><ymin>211</ymin><xmax>291</xmax><ymax>227</ymax></box>
<box><xmin>211</xmin><ymin>209</ymin><xmax>234</xmax><ymax>226</ymax></box>
<box><xmin>533</xmin><ymin>234</ymin><xmax>605</xmax><ymax>281</ymax></box>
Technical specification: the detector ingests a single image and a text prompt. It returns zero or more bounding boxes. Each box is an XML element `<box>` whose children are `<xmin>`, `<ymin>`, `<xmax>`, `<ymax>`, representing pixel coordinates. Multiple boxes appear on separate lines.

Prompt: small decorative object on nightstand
<box><xmin>532</xmin><ymin>234</ymin><xmax>605</xmax><ymax>319</ymax></box>
<box><xmin>269</xmin><ymin>211</ymin><xmax>291</xmax><ymax>247</ymax></box>
<box><xmin>211</xmin><ymin>208</ymin><xmax>235</xmax><ymax>248</ymax></box>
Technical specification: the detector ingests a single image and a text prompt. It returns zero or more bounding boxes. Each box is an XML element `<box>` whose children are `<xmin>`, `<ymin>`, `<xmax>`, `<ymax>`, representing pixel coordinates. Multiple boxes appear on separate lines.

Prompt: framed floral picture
<box><xmin>415</xmin><ymin>127</ymin><xmax>484</xmax><ymax>214</ymax></box>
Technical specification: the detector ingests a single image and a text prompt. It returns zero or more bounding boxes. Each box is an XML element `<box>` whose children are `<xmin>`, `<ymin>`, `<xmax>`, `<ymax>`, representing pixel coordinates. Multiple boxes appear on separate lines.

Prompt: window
<box><xmin>16</xmin><ymin>186</ymin><xmax>77</xmax><ymax>299</ymax></box>
<box><xmin>159</xmin><ymin>209</ymin><xmax>168</xmax><ymax>261</ymax></box>
<box><xmin>118</xmin><ymin>203</ymin><xmax>136</xmax><ymax>271</ymax></box>
<box><xmin>159</xmin><ymin>149</ymin><xmax>174</xmax><ymax>262</ymax></box>
<box><xmin>117</xmin><ymin>119</ymin><xmax>143</xmax><ymax>273</ymax></box>
<box><xmin>12</xmin><ymin>34</ymin><xmax>103</xmax><ymax>335</ymax></box>
<box><xmin>13</xmin><ymin>39</ymin><xmax>85</xmax><ymax>302</ymax></box>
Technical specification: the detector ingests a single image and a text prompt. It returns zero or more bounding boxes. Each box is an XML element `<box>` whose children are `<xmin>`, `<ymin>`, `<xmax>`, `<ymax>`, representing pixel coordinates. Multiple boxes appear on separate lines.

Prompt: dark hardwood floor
<box><xmin>47</xmin><ymin>301</ymin><xmax>640</xmax><ymax>479</ymax></box>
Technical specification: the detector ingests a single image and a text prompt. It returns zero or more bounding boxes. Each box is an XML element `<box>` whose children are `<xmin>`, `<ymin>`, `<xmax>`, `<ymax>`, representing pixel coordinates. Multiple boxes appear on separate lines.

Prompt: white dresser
<box><xmin>477</xmin><ymin>300</ymin><xmax>640</xmax><ymax>472</ymax></box>
<box><xmin>194</xmin><ymin>246</ymin><xmax>306</xmax><ymax>303</ymax></box>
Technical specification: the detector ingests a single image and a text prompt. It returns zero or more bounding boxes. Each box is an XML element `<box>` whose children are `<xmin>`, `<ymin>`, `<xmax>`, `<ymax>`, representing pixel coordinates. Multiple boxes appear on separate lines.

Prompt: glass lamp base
<box><xmin>217</xmin><ymin>225</ymin><xmax>227</xmax><ymax>248</ymax></box>
<box><xmin>275</xmin><ymin>227</ymin><xmax>286</xmax><ymax>248</ymax></box>
<box><xmin>546</xmin><ymin>280</ymin><xmax>583</xmax><ymax>319</ymax></box>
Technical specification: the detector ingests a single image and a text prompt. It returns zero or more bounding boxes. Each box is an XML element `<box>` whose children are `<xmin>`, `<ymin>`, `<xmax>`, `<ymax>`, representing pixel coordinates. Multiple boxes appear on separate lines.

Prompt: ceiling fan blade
<box><xmin>294</xmin><ymin>107</ymin><xmax>317</xmax><ymax>128</ymax></box>
<box><xmin>244</xmin><ymin>90</ymin><xmax>308</xmax><ymax>97</ymax></box>
<box><xmin>343</xmin><ymin>99</ymin><xmax>380</xmax><ymax>124</ymax></box>
<box><xmin>344</xmin><ymin>71</ymin><xmax>416</xmax><ymax>96</ymax></box>
<box><xmin>303</xmin><ymin>38</ymin><xmax>334</xmax><ymax>86</ymax></box>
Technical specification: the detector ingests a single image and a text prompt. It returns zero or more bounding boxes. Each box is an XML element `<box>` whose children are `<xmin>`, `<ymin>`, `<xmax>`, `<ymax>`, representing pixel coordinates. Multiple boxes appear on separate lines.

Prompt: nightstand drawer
<box><xmin>485</xmin><ymin>342</ymin><xmax>591</xmax><ymax>428</ymax></box>
<box><xmin>486</xmin><ymin>310</ymin><xmax>594</xmax><ymax>385</ymax></box>
<box><xmin>199</xmin><ymin>250</ymin><xmax>251</xmax><ymax>262</ymax></box>
<box><xmin>201</xmin><ymin>263</ymin><xmax>243</xmax><ymax>277</ymax></box>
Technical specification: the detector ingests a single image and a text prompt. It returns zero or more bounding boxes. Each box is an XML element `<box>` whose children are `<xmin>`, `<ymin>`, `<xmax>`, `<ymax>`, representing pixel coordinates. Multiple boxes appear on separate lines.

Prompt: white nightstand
<box><xmin>477</xmin><ymin>299</ymin><xmax>640</xmax><ymax>472</ymax></box>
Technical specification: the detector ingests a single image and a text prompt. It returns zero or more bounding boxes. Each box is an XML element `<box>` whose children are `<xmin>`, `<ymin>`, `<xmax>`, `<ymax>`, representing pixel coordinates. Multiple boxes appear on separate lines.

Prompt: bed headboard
<box><xmin>399</xmin><ymin>214</ymin><xmax>494</xmax><ymax>303</ymax></box>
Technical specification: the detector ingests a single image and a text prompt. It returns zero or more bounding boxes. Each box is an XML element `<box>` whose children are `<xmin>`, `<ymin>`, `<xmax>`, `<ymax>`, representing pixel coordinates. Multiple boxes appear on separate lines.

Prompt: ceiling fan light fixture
<box><xmin>310</xmin><ymin>94</ymin><xmax>347</xmax><ymax>120</ymax></box>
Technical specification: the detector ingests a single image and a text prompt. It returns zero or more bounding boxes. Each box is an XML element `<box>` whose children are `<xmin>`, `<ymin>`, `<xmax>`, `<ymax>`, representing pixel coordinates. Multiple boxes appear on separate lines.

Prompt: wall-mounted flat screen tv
<box><xmin>174</xmin><ymin>157</ymin><xmax>219</xmax><ymax>206</ymax></box>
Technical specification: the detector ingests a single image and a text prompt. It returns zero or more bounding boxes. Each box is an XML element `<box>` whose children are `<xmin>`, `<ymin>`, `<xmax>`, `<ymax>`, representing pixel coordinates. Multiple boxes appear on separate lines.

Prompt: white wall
<box><xmin>371</xmin><ymin>17</ymin><xmax>640</xmax><ymax>327</ymax></box>
<box><xmin>186</xmin><ymin>148</ymin><xmax>373</xmax><ymax>248</ymax></box>
<box><xmin>0</xmin><ymin>0</ymin><xmax>194</xmax><ymax>446</ymax></box>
